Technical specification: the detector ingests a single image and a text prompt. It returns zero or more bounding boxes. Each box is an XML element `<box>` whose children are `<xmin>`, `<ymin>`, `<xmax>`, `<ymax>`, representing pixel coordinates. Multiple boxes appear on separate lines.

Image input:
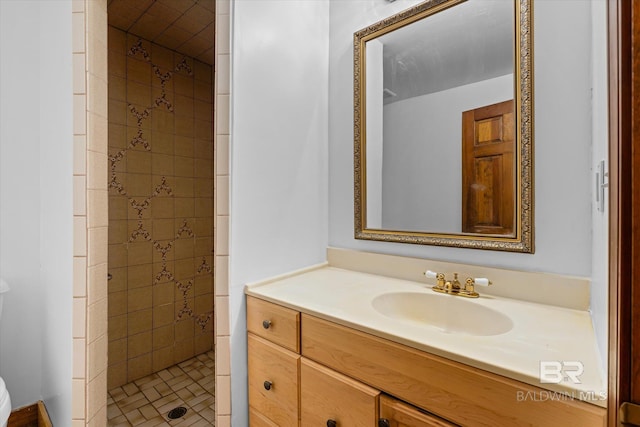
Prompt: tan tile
<box><xmin>194</xmin><ymin>158</ymin><xmax>212</xmax><ymax>179</ymax></box>
<box><xmin>175</xmin><ymin>198</ymin><xmax>195</xmax><ymax>218</ymax></box>
<box><xmin>108</xmin><ymin>266</ymin><xmax>127</xmax><ymax>294</ymax></box>
<box><xmin>87</xmin><ymin>370</ymin><xmax>108</xmax><ymax>421</ymax></box>
<box><xmin>153</xmin><ymin>325</ymin><xmax>174</xmax><ymax>350</ymax></box>
<box><xmin>151</xmin><ymin>132</ymin><xmax>174</xmax><ymax>155</ymax></box>
<box><xmin>151</xmin><ymin>197</ymin><xmax>174</xmax><ymax>218</ymax></box>
<box><xmin>173</xmin><ymin>239</ymin><xmax>194</xmax><ymax>261</ymax></box>
<box><xmin>108</xmin><ymin>313</ymin><xmax>127</xmax><ymax>341</ymax></box>
<box><xmin>109</xmin><ymin>74</ymin><xmax>126</xmax><ymax>101</ymax></box>
<box><xmin>72</xmin><ymin>0</ymin><xmax>84</xmax><ymax>13</ymax></box>
<box><xmin>88</xmin><ymin>262</ymin><xmax>108</xmax><ymax>305</ymax></box>
<box><xmin>74</xmin><ymin>338</ymin><xmax>87</xmax><ymax>379</ymax></box>
<box><xmin>88</xmin><ymin>226</ymin><xmax>109</xmax><ymax>266</ymax></box>
<box><xmin>127</xmin><ymin>57</ymin><xmax>152</xmax><ymax>85</ymax></box>
<box><xmin>194</xmin><ymin>274</ymin><xmax>212</xmax><ymax>296</ymax></box>
<box><xmin>87</xmin><ymin>151</ymin><xmax>108</xmax><ymax>190</ymax></box>
<box><xmin>214</xmin><ymin>255</ymin><xmax>228</xmax><ymax>296</ymax></box>
<box><xmin>153</xmin><ymin>303</ymin><xmax>175</xmax><ymax>328</ymax></box>
<box><xmin>194</xmin><ymin>120</ymin><xmax>212</xmax><ymax>140</ymax></box>
<box><xmin>109</xmin><ymin>220</ymin><xmax>127</xmax><ymax>245</ymax></box>
<box><xmin>109</xmin><ymin>123</ymin><xmax>126</xmax><ymax>149</ymax></box>
<box><xmin>194</xmin><ymin>237</ymin><xmax>212</xmax><ymax>257</ymax></box>
<box><xmin>87</xmin><ymin>189</ymin><xmax>108</xmax><ymax>228</ymax></box>
<box><xmin>128</xmin><ymin>353</ymin><xmax>153</xmax><ymax>383</ymax></box>
<box><xmin>151</xmin><ymin>153</ymin><xmax>174</xmax><ymax>176</ymax></box>
<box><xmin>195</xmin><ymin>333</ymin><xmax>213</xmax><ymax>355</ymax></box>
<box><xmin>175</xmin><ymin>116</ymin><xmax>194</xmax><ymax>138</ymax></box>
<box><xmin>175</xmin><ymin>156</ymin><xmax>194</xmax><ymax>177</ymax></box>
<box><xmin>73</xmin><ymin>297</ymin><xmax>87</xmax><ymax>339</ymax></box>
<box><xmin>216</xmin><ymin>175</ymin><xmax>229</xmax><ymax>216</ymax></box>
<box><xmin>74</xmin><ymin>135</ymin><xmax>87</xmax><ymax>175</ymax></box>
<box><xmin>109</xmin><ymin>99</ymin><xmax>127</xmax><ymax>126</ymax></box>
<box><xmin>109</xmin><ymin>337</ymin><xmax>127</xmax><ymax>364</ymax></box>
<box><xmin>174</xmin><ymin>95</ymin><xmax>194</xmax><ymax>118</ymax></box>
<box><xmin>174</xmin><ymin>136</ymin><xmax>194</xmax><ymax>158</ymax></box>
<box><xmin>215</xmin><ymin>335</ymin><xmax>230</xmax><ymax>376</ymax></box>
<box><xmin>73</xmin><ymin>53</ymin><xmax>86</xmax><ymax>95</ymax></box>
<box><xmin>87</xmin><ymin>75</ymin><xmax>108</xmax><ymax>119</ymax></box>
<box><xmin>128</xmin><ymin>331</ymin><xmax>152</xmax><ymax>359</ymax></box>
<box><xmin>126</xmin><ymin>173</ymin><xmax>152</xmax><ymax>197</ymax></box>
<box><xmin>127</xmin><ymin>81</ymin><xmax>151</xmax><ymax>107</ymax></box>
<box><xmin>72</xmin><ymin>12</ymin><xmax>85</xmax><ymax>54</ymax></box>
<box><xmin>74</xmin><ymin>217</ymin><xmax>88</xmax><ymax>258</ymax></box>
<box><xmin>109</xmin><ymin>291</ymin><xmax>127</xmax><ymax>318</ymax></box>
<box><xmin>174</xmin><ymin>338</ymin><xmax>195</xmax><ymax>364</ymax></box>
<box><xmin>215</xmin><ymin>216</ymin><xmax>229</xmax><ymax>256</ymax></box>
<box><xmin>151</xmin><ymin>109</ymin><xmax>174</xmax><ymax>134</ymax></box>
<box><xmin>150</xmin><ymin>43</ymin><xmax>174</xmax><ymax>70</ymax></box>
<box><xmin>174</xmin><ymin>318</ymin><xmax>194</xmax><ymax>338</ymax></box>
<box><xmin>174</xmin><ymin>258</ymin><xmax>194</xmax><ymax>280</ymax></box>
<box><xmin>127</xmin><ymin>150</ymin><xmax>152</xmax><ymax>174</ymax></box>
<box><xmin>215</xmin><ymin>296</ymin><xmax>229</xmax><ymax>336</ymax></box>
<box><xmin>216</xmin><ymin>94</ymin><xmax>229</xmax><ymax>135</ymax></box>
<box><xmin>128</xmin><ymin>309</ymin><xmax>153</xmax><ymax>336</ymax></box>
<box><xmin>88</xmin><ymin>110</ymin><xmax>109</xmax><ymax>155</ymax></box>
<box><xmin>109</xmin><ymin>196</ymin><xmax>128</xmax><ymax>220</ymax></box>
<box><xmin>152</xmin><ymin>219</ymin><xmax>175</xmax><ymax>241</ymax></box>
<box><xmin>174</xmin><ymin>177</ymin><xmax>194</xmax><ymax>197</ymax></box>
<box><xmin>194</xmin><ymin>81</ymin><xmax>212</xmax><ymax>103</ymax></box>
<box><xmin>194</xmin><ymin>177</ymin><xmax>213</xmax><ymax>202</ymax></box>
<box><xmin>72</xmin><ymin>378</ymin><xmax>86</xmax><ymax>419</ymax></box>
<box><xmin>194</xmin><ymin>60</ymin><xmax>212</xmax><ymax>83</ymax></box>
<box><xmin>195</xmin><ymin>294</ymin><xmax>213</xmax><ymax>315</ymax></box>
<box><xmin>195</xmin><ymin>198</ymin><xmax>213</xmax><ymax>218</ymax></box>
<box><xmin>87</xmin><ymin>334</ymin><xmax>108</xmax><ymax>380</ymax></box>
<box><xmin>109</xmin><ymin>48</ymin><xmax>126</xmax><ymax>78</ymax></box>
<box><xmin>174</xmin><ymin>73</ymin><xmax>194</xmax><ymax>96</ymax></box>
<box><xmin>194</xmin><ymin>139</ymin><xmax>213</xmax><ymax>160</ymax></box>
<box><xmin>128</xmin><ymin>242</ymin><xmax>152</xmax><ymax>266</ymax></box>
<box><xmin>87</xmin><ymin>297</ymin><xmax>108</xmax><ymax>345</ymax></box>
<box><xmin>216</xmin><ymin>54</ymin><xmax>230</xmax><ymax>95</ymax></box>
<box><xmin>193</xmin><ymin>217</ymin><xmax>212</xmax><ymax>237</ymax></box>
<box><xmin>194</xmin><ymin>100</ymin><xmax>212</xmax><ymax>122</ymax></box>
<box><xmin>128</xmin><ymin>286</ymin><xmax>152</xmax><ymax>312</ymax></box>
<box><xmin>108</xmin><ymin>362</ymin><xmax>127</xmax><ymax>390</ymax></box>
<box><xmin>152</xmin><ymin>239</ymin><xmax>175</xmax><ymax>264</ymax></box>
<box><xmin>215</xmin><ymin>134</ymin><xmax>229</xmax><ymax>176</ymax></box>
<box><xmin>74</xmin><ymin>256</ymin><xmax>88</xmax><ymax>298</ymax></box>
<box><xmin>215</xmin><ymin>375</ymin><xmax>231</xmax><ymax>415</ymax></box>
<box><xmin>152</xmin><ymin>283</ymin><xmax>173</xmax><ymax>308</ymax></box>
<box><xmin>108</xmin><ymin>243</ymin><xmax>127</xmax><ymax>269</ymax></box>
<box><xmin>128</xmin><ymin>263</ymin><xmax>152</xmax><ymax>289</ymax></box>
<box><xmin>153</xmin><ymin>261</ymin><xmax>174</xmax><ymax>285</ymax></box>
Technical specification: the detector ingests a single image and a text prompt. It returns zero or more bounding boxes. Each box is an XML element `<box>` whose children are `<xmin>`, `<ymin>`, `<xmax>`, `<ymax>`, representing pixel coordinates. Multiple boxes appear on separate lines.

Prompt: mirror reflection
<box><xmin>354</xmin><ymin>0</ymin><xmax>533</xmax><ymax>252</ymax></box>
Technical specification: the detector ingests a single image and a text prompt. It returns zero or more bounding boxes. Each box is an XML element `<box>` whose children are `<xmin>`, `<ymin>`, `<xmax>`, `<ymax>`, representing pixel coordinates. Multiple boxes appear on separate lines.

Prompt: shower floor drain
<box><xmin>167</xmin><ymin>406</ymin><xmax>188</xmax><ymax>420</ymax></box>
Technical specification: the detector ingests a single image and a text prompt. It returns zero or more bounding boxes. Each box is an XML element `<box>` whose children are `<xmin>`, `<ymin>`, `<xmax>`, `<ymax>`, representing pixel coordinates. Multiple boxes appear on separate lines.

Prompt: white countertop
<box><xmin>245</xmin><ymin>265</ymin><xmax>607</xmax><ymax>407</ymax></box>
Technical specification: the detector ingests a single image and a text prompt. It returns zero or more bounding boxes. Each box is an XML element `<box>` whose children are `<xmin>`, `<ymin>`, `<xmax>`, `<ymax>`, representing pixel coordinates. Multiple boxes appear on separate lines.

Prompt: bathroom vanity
<box><xmin>245</xmin><ymin>251</ymin><xmax>607</xmax><ymax>427</ymax></box>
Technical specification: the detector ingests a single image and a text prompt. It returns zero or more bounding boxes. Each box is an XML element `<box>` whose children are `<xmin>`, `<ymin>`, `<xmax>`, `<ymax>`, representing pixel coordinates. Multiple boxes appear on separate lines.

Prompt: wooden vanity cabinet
<box><xmin>247</xmin><ymin>297</ymin><xmax>301</xmax><ymax>426</ymax></box>
<box><xmin>246</xmin><ymin>296</ymin><xmax>606</xmax><ymax>427</ymax></box>
<box><xmin>379</xmin><ymin>395</ymin><xmax>458</xmax><ymax>427</ymax></box>
<box><xmin>301</xmin><ymin>358</ymin><xmax>380</xmax><ymax>426</ymax></box>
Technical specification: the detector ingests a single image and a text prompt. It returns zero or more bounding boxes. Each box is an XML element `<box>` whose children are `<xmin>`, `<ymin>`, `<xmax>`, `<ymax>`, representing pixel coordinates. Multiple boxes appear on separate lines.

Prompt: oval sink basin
<box><xmin>371</xmin><ymin>292</ymin><xmax>513</xmax><ymax>336</ymax></box>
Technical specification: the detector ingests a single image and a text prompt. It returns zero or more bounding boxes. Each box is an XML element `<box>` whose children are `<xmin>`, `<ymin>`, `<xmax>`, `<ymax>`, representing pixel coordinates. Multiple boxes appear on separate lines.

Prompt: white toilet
<box><xmin>0</xmin><ymin>279</ymin><xmax>11</xmax><ymax>427</ymax></box>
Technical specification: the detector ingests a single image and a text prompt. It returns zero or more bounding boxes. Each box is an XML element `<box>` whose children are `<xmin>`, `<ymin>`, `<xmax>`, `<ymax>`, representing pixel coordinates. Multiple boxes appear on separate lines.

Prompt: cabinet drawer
<box><xmin>301</xmin><ymin>358</ymin><xmax>379</xmax><ymax>427</ymax></box>
<box><xmin>380</xmin><ymin>395</ymin><xmax>458</xmax><ymax>427</ymax></box>
<box><xmin>249</xmin><ymin>408</ymin><xmax>279</xmax><ymax>427</ymax></box>
<box><xmin>247</xmin><ymin>296</ymin><xmax>300</xmax><ymax>352</ymax></box>
<box><xmin>248</xmin><ymin>334</ymin><xmax>300</xmax><ymax>426</ymax></box>
<box><xmin>301</xmin><ymin>314</ymin><xmax>606</xmax><ymax>427</ymax></box>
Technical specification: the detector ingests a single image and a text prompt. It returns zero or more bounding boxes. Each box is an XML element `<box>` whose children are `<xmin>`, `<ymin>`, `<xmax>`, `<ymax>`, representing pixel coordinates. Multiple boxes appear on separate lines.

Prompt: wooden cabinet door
<box><xmin>301</xmin><ymin>358</ymin><xmax>379</xmax><ymax>427</ymax></box>
<box><xmin>461</xmin><ymin>99</ymin><xmax>515</xmax><ymax>235</ymax></box>
<box><xmin>248</xmin><ymin>334</ymin><xmax>300</xmax><ymax>426</ymax></box>
<box><xmin>379</xmin><ymin>395</ymin><xmax>458</xmax><ymax>427</ymax></box>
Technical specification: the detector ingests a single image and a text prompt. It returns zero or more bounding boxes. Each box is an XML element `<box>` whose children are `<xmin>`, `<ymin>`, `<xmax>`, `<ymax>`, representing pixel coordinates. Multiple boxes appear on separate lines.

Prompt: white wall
<box><xmin>229</xmin><ymin>1</ymin><xmax>329</xmax><ymax>425</ymax></box>
<box><xmin>589</xmin><ymin>0</ymin><xmax>609</xmax><ymax>376</ymax></box>
<box><xmin>0</xmin><ymin>1</ymin><xmax>73</xmax><ymax>424</ymax></box>
<box><xmin>381</xmin><ymin>74</ymin><xmax>513</xmax><ymax>232</ymax></box>
<box><xmin>329</xmin><ymin>0</ymin><xmax>595</xmax><ymax>278</ymax></box>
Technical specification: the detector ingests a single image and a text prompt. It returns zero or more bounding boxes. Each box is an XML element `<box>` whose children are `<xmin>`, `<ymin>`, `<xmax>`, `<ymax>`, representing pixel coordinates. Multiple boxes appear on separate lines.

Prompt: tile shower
<box><xmin>107</xmin><ymin>27</ymin><xmax>215</xmax><ymax>390</ymax></box>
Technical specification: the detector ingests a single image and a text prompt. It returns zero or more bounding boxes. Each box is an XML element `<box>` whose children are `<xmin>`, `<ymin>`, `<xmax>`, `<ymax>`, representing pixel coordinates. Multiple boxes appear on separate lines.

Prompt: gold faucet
<box><xmin>424</xmin><ymin>270</ymin><xmax>492</xmax><ymax>298</ymax></box>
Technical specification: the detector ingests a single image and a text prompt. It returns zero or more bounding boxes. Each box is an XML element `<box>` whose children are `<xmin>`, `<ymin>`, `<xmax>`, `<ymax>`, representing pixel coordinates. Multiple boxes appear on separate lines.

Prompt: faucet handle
<box><xmin>424</xmin><ymin>270</ymin><xmax>437</xmax><ymax>279</ymax></box>
<box><xmin>473</xmin><ymin>277</ymin><xmax>492</xmax><ymax>287</ymax></box>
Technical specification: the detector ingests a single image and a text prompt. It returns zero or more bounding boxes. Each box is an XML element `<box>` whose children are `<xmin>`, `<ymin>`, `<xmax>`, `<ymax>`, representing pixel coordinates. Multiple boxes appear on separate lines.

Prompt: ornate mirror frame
<box><xmin>353</xmin><ymin>0</ymin><xmax>534</xmax><ymax>253</ymax></box>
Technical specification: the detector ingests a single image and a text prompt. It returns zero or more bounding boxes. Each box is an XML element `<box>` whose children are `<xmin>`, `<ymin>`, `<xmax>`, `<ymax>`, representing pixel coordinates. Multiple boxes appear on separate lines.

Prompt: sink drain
<box><xmin>167</xmin><ymin>406</ymin><xmax>188</xmax><ymax>420</ymax></box>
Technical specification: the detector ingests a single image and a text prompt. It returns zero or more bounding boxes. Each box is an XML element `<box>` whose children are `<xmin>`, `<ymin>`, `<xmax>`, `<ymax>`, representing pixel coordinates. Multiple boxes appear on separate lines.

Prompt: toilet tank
<box><xmin>0</xmin><ymin>279</ymin><xmax>9</xmax><ymax>320</ymax></box>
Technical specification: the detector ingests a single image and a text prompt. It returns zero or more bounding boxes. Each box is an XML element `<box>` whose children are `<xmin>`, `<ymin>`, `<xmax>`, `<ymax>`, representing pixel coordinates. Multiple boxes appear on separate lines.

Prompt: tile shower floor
<box><xmin>107</xmin><ymin>351</ymin><xmax>215</xmax><ymax>426</ymax></box>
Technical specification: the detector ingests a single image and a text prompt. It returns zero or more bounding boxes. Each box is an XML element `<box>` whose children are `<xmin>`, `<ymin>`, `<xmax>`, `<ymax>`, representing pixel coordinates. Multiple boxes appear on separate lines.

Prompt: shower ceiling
<box><xmin>108</xmin><ymin>0</ymin><xmax>215</xmax><ymax>65</ymax></box>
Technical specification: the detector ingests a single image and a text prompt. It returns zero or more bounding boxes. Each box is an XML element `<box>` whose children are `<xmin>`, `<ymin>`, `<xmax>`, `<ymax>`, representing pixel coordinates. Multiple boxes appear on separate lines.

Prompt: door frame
<box><xmin>608</xmin><ymin>0</ymin><xmax>636</xmax><ymax>425</ymax></box>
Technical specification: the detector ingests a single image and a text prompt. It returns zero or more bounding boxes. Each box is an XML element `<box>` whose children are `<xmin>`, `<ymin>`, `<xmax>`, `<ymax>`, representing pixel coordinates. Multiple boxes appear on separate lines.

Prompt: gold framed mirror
<box><xmin>354</xmin><ymin>0</ymin><xmax>533</xmax><ymax>253</ymax></box>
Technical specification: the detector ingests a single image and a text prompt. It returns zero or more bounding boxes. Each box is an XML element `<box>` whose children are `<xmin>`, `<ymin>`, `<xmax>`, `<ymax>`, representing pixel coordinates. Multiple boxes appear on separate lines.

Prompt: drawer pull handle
<box><xmin>263</xmin><ymin>380</ymin><xmax>272</xmax><ymax>391</ymax></box>
<box><xmin>262</xmin><ymin>320</ymin><xmax>272</xmax><ymax>329</ymax></box>
<box><xmin>327</xmin><ymin>420</ymin><xmax>337</xmax><ymax>427</ymax></box>
<box><xmin>378</xmin><ymin>419</ymin><xmax>390</xmax><ymax>427</ymax></box>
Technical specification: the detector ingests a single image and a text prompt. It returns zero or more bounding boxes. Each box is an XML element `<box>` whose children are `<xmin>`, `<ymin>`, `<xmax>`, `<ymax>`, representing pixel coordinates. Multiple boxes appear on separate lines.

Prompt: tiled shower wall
<box><xmin>107</xmin><ymin>27</ymin><xmax>215</xmax><ymax>389</ymax></box>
